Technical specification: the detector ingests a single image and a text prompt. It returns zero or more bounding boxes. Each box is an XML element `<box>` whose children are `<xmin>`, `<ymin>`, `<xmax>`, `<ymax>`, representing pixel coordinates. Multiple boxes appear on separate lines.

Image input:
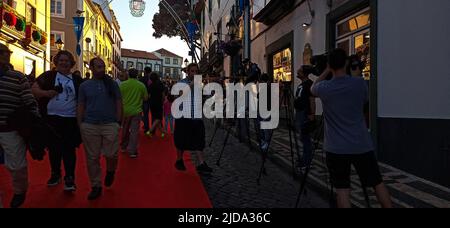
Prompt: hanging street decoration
<box><xmin>130</xmin><ymin>0</ymin><xmax>146</xmax><ymax>17</ymax></box>
<box><xmin>15</xmin><ymin>18</ymin><xmax>25</xmax><ymax>32</ymax></box>
<box><xmin>4</xmin><ymin>12</ymin><xmax>17</xmax><ymax>26</ymax></box>
<box><xmin>73</xmin><ymin>16</ymin><xmax>85</xmax><ymax>56</ymax></box>
<box><xmin>185</xmin><ymin>21</ymin><xmax>198</xmax><ymax>42</ymax></box>
<box><xmin>32</xmin><ymin>30</ymin><xmax>41</xmax><ymax>42</ymax></box>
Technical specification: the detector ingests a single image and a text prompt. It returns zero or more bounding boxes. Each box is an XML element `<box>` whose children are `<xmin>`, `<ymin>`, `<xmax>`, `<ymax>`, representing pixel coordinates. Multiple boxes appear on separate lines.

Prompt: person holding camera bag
<box><xmin>294</xmin><ymin>66</ymin><xmax>316</xmax><ymax>170</ymax></box>
<box><xmin>32</xmin><ymin>50</ymin><xmax>83</xmax><ymax>192</ymax></box>
<box><xmin>311</xmin><ymin>49</ymin><xmax>392</xmax><ymax>208</ymax></box>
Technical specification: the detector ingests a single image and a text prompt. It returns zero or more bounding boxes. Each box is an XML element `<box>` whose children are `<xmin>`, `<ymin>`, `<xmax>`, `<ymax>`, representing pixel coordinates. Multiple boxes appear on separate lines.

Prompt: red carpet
<box><xmin>0</xmin><ymin>130</ymin><xmax>212</xmax><ymax>208</ymax></box>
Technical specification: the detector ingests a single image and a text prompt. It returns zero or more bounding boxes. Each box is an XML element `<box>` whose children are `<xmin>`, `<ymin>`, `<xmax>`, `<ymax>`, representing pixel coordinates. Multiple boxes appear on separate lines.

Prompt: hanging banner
<box><xmin>73</xmin><ymin>16</ymin><xmax>85</xmax><ymax>56</ymax></box>
<box><xmin>186</xmin><ymin>22</ymin><xmax>198</xmax><ymax>41</ymax></box>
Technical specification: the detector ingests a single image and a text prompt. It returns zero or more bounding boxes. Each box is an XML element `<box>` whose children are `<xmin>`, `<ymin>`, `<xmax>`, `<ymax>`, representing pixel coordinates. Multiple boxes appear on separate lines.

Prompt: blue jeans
<box><xmin>164</xmin><ymin>114</ymin><xmax>174</xmax><ymax>133</ymax></box>
<box><xmin>142</xmin><ymin>101</ymin><xmax>150</xmax><ymax>132</ymax></box>
<box><xmin>296</xmin><ymin>110</ymin><xmax>313</xmax><ymax>167</ymax></box>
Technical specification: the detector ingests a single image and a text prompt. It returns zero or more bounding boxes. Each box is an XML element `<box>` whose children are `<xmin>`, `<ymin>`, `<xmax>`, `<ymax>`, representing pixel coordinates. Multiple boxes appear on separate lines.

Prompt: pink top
<box><xmin>163</xmin><ymin>99</ymin><xmax>172</xmax><ymax>116</ymax></box>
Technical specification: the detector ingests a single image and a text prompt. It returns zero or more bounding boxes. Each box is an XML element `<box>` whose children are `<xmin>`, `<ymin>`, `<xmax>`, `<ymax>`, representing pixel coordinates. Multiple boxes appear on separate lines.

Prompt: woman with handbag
<box><xmin>32</xmin><ymin>51</ymin><xmax>83</xmax><ymax>192</ymax></box>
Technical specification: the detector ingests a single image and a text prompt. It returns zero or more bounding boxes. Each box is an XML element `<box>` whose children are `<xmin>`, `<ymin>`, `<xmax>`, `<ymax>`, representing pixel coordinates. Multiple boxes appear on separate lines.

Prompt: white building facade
<box><xmin>121</xmin><ymin>49</ymin><xmax>163</xmax><ymax>76</ymax></box>
<box><xmin>152</xmin><ymin>49</ymin><xmax>183</xmax><ymax>80</ymax></box>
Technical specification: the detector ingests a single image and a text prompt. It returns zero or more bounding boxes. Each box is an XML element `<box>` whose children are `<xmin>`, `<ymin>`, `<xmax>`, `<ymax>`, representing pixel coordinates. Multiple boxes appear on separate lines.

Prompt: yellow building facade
<box><xmin>1</xmin><ymin>0</ymin><xmax>50</xmax><ymax>76</ymax></box>
<box><xmin>82</xmin><ymin>0</ymin><xmax>96</xmax><ymax>75</ymax></box>
<box><xmin>92</xmin><ymin>2</ymin><xmax>113</xmax><ymax>75</ymax></box>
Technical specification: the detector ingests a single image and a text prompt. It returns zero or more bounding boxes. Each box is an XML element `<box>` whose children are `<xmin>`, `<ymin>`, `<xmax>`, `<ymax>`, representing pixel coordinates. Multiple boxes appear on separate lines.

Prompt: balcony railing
<box><xmin>1</xmin><ymin>3</ymin><xmax>26</xmax><ymax>40</ymax></box>
<box><xmin>1</xmin><ymin>3</ymin><xmax>48</xmax><ymax>51</ymax></box>
<box><xmin>28</xmin><ymin>22</ymin><xmax>48</xmax><ymax>51</ymax></box>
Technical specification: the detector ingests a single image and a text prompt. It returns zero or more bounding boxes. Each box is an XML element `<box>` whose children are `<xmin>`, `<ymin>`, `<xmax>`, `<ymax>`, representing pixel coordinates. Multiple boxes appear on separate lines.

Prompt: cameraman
<box><xmin>311</xmin><ymin>49</ymin><xmax>392</xmax><ymax>208</ymax></box>
<box><xmin>294</xmin><ymin>66</ymin><xmax>315</xmax><ymax>169</ymax></box>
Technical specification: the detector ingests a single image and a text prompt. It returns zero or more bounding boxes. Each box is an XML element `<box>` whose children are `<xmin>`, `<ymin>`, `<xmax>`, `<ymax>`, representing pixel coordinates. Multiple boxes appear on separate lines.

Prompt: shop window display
<box><xmin>273</xmin><ymin>48</ymin><xmax>292</xmax><ymax>82</ymax></box>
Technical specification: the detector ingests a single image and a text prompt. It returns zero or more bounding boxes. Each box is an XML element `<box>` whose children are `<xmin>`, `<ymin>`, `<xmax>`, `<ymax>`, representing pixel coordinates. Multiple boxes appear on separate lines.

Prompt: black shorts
<box><xmin>174</xmin><ymin>118</ymin><xmax>205</xmax><ymax>151</ymax></box>
<box><xmin>326</xmin><ymin>151</ymin><xmax>383</xmax><ymax>189</ymax></box>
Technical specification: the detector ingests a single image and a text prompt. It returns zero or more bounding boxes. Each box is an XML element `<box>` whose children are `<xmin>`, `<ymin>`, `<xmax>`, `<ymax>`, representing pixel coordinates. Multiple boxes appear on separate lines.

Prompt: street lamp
<box><xmin>184</xmin><ymin>58</ymin><xmax>189</xmax><ymax>67</ymax></box>
<box><xmin>55</xmin><ymin>38</ymin><xmax>64</xmax><ymax>50</ymax></box>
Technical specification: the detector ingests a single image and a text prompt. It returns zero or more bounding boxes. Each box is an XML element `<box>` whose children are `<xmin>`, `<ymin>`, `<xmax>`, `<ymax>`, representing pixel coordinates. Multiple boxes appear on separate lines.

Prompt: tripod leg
<box><xmin>285</xmin><ymin>105</ymin><xmax>296</xmax><ymax>178</ymax></box>
<box><xmin>295</xmin><ymin>165</ymin><xmax>311</xmax><ymax>208</ymax></box>
<box><xmin>256</xmin><ymin>129</ymin><xmax>274</xmax><ymax>184</ymax></box>
<box><xmin>246</xmin><ymin>118</ymin><xmax>253</xmax><ymax>151</ymax></box>
<box><xmin>292</xmin><ymin>122</ymin><xmax>301</xmax><ymax>167</ymax></box>
<box><xmin>256</xmin><ymin>149</ymin><xmax>268</xmax><ymax>185</ymax></box>
<box><xmin>209</xmin><ymin>120</ymin><xmax>220</xmax><ymax>147</ymax></box>
<box><xmin>216</xmin><ymin>126</ymin><xmax>231</xmax><ymax>166</ymax></box>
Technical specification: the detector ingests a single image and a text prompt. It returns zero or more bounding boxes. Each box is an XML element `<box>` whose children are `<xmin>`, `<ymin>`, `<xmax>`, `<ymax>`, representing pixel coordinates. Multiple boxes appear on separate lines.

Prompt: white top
<box><xmin>47</xmin><ymin>72</ymin><xmax>77</xmax><ymax>117</ymax></box>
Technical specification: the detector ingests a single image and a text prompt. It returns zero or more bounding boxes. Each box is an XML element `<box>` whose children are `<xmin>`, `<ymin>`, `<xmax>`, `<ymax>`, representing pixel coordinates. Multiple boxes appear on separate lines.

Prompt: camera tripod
<box><xmin>208</xmin><ymin>97</ymin><xmax>254</xmax><ymax>167</ymax></box>
<box><xmin>294</xmin><ymin>116</ymin><xmax>372</xmax><ymax>208</ymax></box>
<box><xmin>256</xmin><ymin>83</ymin><xmax>299</xmax><ymax>184</ymax></box>
<box><xmin>294</xmin><ymin>115</ymin><xmax>327</xmax><ymax>207</ymax></box>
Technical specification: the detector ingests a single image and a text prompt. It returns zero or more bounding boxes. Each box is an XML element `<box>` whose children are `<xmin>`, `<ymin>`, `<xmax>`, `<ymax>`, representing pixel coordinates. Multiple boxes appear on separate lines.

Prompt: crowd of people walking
<box><xmin>0</xmin><ymin>46</ymin><xmax>210</xmax><ymax>208</ymax></box>
<box><xmin>0</xmin><ymin>44</ymin><xmax>391</xmax><ymax>209</ymax></box>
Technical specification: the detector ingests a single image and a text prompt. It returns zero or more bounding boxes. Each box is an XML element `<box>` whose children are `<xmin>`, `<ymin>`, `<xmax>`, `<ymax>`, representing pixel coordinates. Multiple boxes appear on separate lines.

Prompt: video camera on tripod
<box><xmin>302</xmin><ymin>53</ymin><xmax>338</xmax><ymax>81</ymax></box>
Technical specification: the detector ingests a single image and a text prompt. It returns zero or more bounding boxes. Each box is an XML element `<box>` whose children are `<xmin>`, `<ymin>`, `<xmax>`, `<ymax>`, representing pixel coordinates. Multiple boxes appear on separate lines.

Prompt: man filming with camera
<box><xmin>311</xmin><ymin>49</ymin><xmax>392</xmax><ymax>208</ymax></box>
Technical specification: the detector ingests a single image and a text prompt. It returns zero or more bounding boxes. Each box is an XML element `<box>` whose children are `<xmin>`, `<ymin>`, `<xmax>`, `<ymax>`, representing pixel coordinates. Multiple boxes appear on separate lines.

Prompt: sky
<box><xmin>110</xmin><ymin>0</ymin><xmax>190</xmax><ymax>60</ymax></box>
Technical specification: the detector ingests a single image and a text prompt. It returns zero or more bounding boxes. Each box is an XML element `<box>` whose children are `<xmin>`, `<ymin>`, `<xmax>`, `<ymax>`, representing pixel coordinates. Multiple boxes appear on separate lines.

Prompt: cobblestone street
<box><xmin>194</xmin><ymin>120</ymin><xmax>329</xmax><ymax>208</ymax></box>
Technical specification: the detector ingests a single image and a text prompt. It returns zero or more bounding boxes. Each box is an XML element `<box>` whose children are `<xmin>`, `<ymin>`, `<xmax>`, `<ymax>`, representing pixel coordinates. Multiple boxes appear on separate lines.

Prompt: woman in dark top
<box><xmin>32</xmin><ymin>50</ymin><xmax>83</xmax><ymax>192</ymax></box>
<box><xmin>148</xmin><ymin>72</ymin><xmax>166</xmax><ymax>138</ymax></box>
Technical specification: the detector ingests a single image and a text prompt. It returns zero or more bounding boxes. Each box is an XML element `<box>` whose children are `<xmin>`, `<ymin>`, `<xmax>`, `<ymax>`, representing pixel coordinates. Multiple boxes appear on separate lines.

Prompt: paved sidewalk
<box><xmin>194</xmin><ymin>120</ymin><xmax>330</xmax><ymax>208</ymax></box>
<box><xmin>229</xmin><ymin>118</ymin><xmax>450</xmax><ymax>208</ymax></box>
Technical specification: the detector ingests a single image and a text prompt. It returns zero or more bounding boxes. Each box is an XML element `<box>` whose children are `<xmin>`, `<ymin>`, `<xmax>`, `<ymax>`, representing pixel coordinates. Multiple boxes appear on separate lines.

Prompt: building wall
<box><xmin>250</xmin><ymin>0</ymin><xmax>450</xmax><ymax>187</ymax></box>
<box><xmin>93</xmin><ymin>3</ymin><xmax>112</xmax><ymax>73</ymax></box>
<box><xmin>202</xmin><ymin>0</ymin><xmax>235</xmax><ymax>77</ymax></box>
<box><xmin>251</xmin><ymin>0</ymin><xmax>329</xmax><ymax>114</ymax></box>
<box><xmin>377</xmin><ymin>0</ymin><xmax>450</xmax><ymax>119</ymax></box>
<box><xmin>111</xmin><ymin>18</ymin><xmax>122</xmax><ymax>79</ymax></box>
<box><xmin>3</xmin><ymin>0</ymin><xmax>51</xmax><ymax>76</ymax></box>
<box><xmin>82</xmin><ymin>0</ymin><xmax>96</xmax><ymax>75</ymax></box>
<box><xmin>376</xmin><ymin>0</ymin><xmax>450</xmax><ymax>187</ymax></box>
<box><xmin>51</xmin><ymin>0</ymin><xmax>119</xmax><ymax>78</ymax></box>
<box><xmin>153</xmin><ymin>52</ymin><xmax>183</xmax><ymax>79</ymax></box>
<box><xmin>50</xmin><ymin>0</ymin><xmax>78</xmax><ymax>64</ymax></box>
<box><xmin>121</xmin><ymin>56</ymin><xmax>162</xmax><ymax>76</ymax></box>
<box><xmin>251</xmin><ymin>0</ymin><xmax>330</xmax><ymax>84</ymax></box>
